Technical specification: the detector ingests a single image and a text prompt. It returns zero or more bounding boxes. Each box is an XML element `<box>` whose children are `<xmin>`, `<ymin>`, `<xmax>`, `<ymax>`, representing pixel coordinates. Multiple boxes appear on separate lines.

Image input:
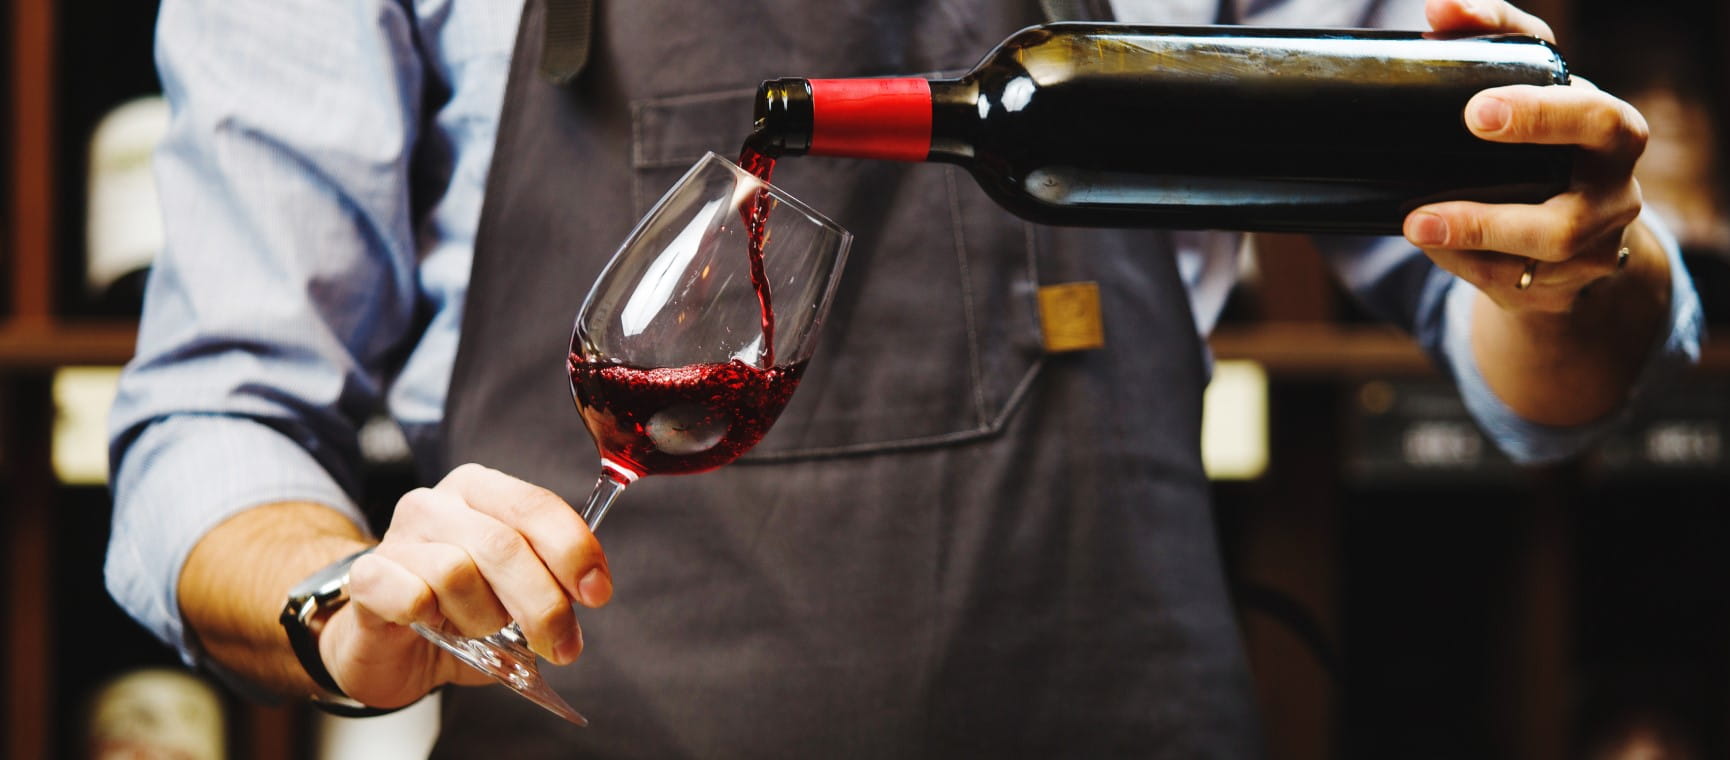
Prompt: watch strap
<box><xmin>280</xmin><ymin>547</ymin><xmax>399</xmax><ymax>716</ymax></box>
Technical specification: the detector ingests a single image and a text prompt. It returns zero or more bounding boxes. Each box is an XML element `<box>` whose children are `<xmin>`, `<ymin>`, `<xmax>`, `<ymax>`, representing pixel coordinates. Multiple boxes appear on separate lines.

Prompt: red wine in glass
<box><xmin>566</xmin><ymin>146</ymin><xmax>801</xmax><ymax>487</ymax></box>
<box><xmin>569</xmin><ymin>354</ymin><xmax>805</xmax><ymax>483</ymax></box>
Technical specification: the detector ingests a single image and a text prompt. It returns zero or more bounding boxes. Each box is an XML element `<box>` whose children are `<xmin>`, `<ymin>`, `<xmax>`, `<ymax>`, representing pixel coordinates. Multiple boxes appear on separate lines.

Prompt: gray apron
<box><xmin>434</xmin><ymin>0</ymin><xmax>1260</xmax><ymax>756</ymax></box>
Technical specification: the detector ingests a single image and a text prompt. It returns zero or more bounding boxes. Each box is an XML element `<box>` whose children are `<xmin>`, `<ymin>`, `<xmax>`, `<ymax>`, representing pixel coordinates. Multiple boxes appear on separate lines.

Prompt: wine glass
<box><xmin>412</xmin><ymin>152</ymin><xmax>852</xmax><ymax>724</ymax></box>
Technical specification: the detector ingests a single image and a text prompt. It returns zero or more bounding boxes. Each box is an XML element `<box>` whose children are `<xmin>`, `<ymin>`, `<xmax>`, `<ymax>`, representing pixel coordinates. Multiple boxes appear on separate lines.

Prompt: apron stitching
<box><xmin>738</xmin><ymin>359</ymin><xmax>1044</xmax><ymax>461</ymax></box>
<box><xmin>944</xmin><ymin>167</ymin><xmax>991</xmax><ymax>426</ymax></box>
<box><xmin>629</xmin><ymin>99</ymin><xmax>646</xmax><ymax>213</ymax></box>
<box><xmin>1022</xmin><ymin>215</ymin><xmax>1043</xmax><ymax>344</ymax></box>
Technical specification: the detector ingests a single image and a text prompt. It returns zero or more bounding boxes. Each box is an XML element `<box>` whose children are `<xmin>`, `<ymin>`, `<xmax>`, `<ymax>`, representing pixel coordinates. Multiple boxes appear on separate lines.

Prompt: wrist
<box><xmin>178</xmin><ymin>503</ymin><xmax>372</xmax><ymax>702</ymax></box>
<box><xmin>282</xmin><ymin>547</ymin><xmax>402</xmax><ymax>716</ymax></box>
<box><xmin>1469</xmin><ymin>220</ymin><xmax>1672</xmax><ymax>426</ymax></box>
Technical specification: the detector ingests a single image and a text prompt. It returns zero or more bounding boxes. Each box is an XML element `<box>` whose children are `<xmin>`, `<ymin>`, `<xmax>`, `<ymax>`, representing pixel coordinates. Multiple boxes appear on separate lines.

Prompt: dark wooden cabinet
<box><xmin>2</xmin><ymin>3</ymin><xmax>295</xmax><ymax>759</ymax></box>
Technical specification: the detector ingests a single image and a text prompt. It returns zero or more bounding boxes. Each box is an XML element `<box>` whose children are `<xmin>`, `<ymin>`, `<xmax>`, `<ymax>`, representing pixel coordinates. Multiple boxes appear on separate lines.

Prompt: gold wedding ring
<box><xmin>1516</xmin><ymin>246</ymin><xmax>1627</xmax><ymax>291</ymax></box>
<box><xmin>1516</xmin><ymin>258</ymin><xmax>1538</xmax><ymax>290</ymax></box>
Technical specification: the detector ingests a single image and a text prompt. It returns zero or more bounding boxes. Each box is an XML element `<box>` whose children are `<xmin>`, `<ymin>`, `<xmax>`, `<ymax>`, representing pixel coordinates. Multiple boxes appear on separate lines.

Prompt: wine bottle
<box><xmin>751</xmin><ymin>23</ymin><xmax>1574</xmax><ymax>235</ymax></box>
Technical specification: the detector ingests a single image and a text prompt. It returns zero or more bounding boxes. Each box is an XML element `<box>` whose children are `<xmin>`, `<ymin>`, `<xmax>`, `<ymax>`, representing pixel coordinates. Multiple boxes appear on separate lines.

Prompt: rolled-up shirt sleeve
<box><xmin>1314</xmin><ymin>210</ymin><xmax>1705</xmax><ymax>465</ymax></box>
<box><xmin>107</xmin><ymin>0</ymin><xmax>427</xmax><ymax>663</ymax></box>
<box><xmin>107</xmin><ymin>417</ymin><xmax>367</xmax><ymax>662</ymax></box>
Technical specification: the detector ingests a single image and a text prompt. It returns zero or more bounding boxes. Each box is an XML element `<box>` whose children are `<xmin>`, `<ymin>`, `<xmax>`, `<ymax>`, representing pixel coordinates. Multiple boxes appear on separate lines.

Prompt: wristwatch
<box><xmin>279</xmin><ymin>547</ymin><xmax>397</xmax><ymax>717</ymax></box>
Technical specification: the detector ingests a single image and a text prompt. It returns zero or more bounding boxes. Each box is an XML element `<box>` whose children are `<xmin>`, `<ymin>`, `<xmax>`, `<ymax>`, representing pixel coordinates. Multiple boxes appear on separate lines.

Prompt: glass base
<box><xmin>412</xmin><ymin>621</ymin><xmax>588</xmax><ymax>726</ymax></box>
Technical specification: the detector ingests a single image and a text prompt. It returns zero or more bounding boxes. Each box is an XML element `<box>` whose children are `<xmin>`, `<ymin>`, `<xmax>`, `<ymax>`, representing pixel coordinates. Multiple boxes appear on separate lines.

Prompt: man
<box><xmin>109</xmin><ymin>0</ymin><xmax>1701</xmax><ymax>755</ymax></box>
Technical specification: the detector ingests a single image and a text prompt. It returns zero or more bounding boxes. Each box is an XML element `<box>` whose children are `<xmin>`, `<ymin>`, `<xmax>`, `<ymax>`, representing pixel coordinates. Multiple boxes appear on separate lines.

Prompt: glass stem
<box><xmin>580</xmin><ymin>473</ymin><xmax>628</xmax><ymax>532</ymax></box>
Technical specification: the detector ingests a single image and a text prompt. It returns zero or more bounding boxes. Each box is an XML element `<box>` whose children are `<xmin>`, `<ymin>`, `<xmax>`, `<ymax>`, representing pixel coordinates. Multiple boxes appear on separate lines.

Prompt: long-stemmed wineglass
<box><xmin>412</xmin><ymin>152</ymin><xmax>851</xmax><ymax>724</ymax></box>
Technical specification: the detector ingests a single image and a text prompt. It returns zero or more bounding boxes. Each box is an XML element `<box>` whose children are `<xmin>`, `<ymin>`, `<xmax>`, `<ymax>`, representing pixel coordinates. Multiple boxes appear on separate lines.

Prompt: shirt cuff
<box><xmin>1438</xmin><ymin>210</ymin><xmax>1706</xmax><ymax>464</ymax></box>
<box><xmin>106</xmin><ymin>414</ymin><xmax>371</xmax><ymax>665</ymax></box>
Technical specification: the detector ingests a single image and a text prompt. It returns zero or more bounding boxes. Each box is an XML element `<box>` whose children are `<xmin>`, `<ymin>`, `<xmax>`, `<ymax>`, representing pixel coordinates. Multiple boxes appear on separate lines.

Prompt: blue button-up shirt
<box><xmin>108</xmin><ymin>0</ymin><xmax>1705</xmax><ymax>663</ymax></box>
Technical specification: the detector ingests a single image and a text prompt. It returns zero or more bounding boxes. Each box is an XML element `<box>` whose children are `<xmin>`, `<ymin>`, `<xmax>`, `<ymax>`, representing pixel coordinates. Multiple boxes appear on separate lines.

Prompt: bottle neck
<box><xmin>754</xmin><ymin>78</ymin><xmax>974</xmax><ymax>162</ymax></box>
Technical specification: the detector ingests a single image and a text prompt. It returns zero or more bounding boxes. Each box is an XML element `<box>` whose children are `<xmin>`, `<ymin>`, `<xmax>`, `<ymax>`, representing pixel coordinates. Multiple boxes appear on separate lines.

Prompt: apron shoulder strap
<box><xmin>541</xmin><ymin>0</ymin><xmax>1126</xmax><ymax>84</ymax></box>
<box><xmin>539</xmin><ymin>0</ymin><xmax>594</xmax><ymax>84</ymax></box>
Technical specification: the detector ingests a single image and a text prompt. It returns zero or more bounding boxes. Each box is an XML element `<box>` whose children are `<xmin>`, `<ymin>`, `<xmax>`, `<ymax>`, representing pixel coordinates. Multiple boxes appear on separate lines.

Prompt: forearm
<box><xmin>178</xmin><ymin>501</ymin><xmax>372</xmax><ymax>697</ymax></box>
<box><xmin>1470</xmin><ymin>219</ymin><xmax>1672</xmax><ymax>427</ymax></box>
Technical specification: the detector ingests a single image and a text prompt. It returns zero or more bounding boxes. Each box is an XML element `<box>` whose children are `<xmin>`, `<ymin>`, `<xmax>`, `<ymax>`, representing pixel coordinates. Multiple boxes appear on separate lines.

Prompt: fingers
<box><xmin>1415</xmin><ymin>0</ymin><xmax>1651</xmax><ymax>315</ymax></box>
<box><xmin>389</xmin><ymin>482</ymin><xmax>587</xmax><ymax>663</ymax></box>
<box><xmin>348</xmin><ymin>464</ymin><xmax>610</xmax><ymax>667</ymax></box>
<box><xmin>347</xmin><ymin>547</ymin><xmax>451</xmax><ymax>629</ymax></box>
<box><xmin>1405</xmin><ymin>184</ymin><xmax>1640</xmax><ymax>262</ymax></box>
<box><xmin>361</xmin><ymin>540</ymin><xmax>519</xmax><ymax>638</ymax></box>
<box><xmin>335</xmin><ymin>559</ymin><xmax>497</xmax><ymax>689</ymax></box>
<box><xmin>438</xmin><ymin>463</ymin><xmax>611</xmax><ymax>608</ymax></box>
<box><xmin>1425</xmin><ymin>0</ymin><xmax>1554</xmax><ymax>41</ymax></box>
<box><xmin>318</xmin><ymin>587</ymin><xmax>494</xmax><ymax>706</ymax></box>
<box><xmin>1422</xmin><ymin>248</ymin><xmax>1600</xmax><ymax>313</ymax></box>
<box><xmin>1464</xmin><ymin>85</ymin><xmax>1649</xmax><ymax>175</ymax></box>
<box><xmin>1409</xmin><ymin>197</ymin><xmax>1637</xmax><ymax>315</ymax></box>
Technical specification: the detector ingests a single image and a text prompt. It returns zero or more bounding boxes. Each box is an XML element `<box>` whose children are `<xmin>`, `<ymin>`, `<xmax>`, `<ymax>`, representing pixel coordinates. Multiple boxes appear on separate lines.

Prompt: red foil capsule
<box><xmin>807</xmin><ymin>78</ymin><xmax>932</xmax><ymax>162</ymax></box>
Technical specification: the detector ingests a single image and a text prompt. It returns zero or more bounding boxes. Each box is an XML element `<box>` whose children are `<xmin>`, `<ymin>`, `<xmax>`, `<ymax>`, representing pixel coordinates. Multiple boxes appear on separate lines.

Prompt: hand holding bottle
<box><xmin>1406</xmin><ymin>0</ymin><xmax>1674</xmax><ymax>429</ymax></box>
<box><xmin>1404</xmin><ymin>0</ymin><xmax>1653</xmax><ymax>314</ymax></box>
<box><xmin>754</xmin><ymin>18</ymin><xmax>1576</xmax><ymax>233</ymax></box>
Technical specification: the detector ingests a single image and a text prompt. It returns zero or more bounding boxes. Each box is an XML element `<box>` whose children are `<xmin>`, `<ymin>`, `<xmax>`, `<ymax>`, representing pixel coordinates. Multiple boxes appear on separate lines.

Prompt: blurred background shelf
<box><xmin>2</xmin><ymin>320</ymin><xmax>1724</xmax><ymax>379</ymax></box>
<box><xmin>1211</xmin><ymin>324</ymin><xmax>1730</xmax><ymax>377</ymax></box>
<box><xmin>0</xmin><ymin>320</ymin><xmax>138</xmax><ymax>367</ymax></box>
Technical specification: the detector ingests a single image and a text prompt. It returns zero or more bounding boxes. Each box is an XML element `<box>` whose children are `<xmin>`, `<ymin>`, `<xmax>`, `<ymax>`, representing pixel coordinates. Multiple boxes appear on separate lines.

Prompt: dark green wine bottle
<box><xmin>752</xmin><ymin>23</ymin><xmax>1573</xmax><ymax>234</ymax></box>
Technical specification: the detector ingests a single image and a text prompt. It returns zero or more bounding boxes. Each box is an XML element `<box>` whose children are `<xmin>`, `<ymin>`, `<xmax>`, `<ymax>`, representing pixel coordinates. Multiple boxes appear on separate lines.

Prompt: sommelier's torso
<box><xmin>433</xmin><ymin>0</ymin><xmax>1406</xmax><ymax>757</ymax></box>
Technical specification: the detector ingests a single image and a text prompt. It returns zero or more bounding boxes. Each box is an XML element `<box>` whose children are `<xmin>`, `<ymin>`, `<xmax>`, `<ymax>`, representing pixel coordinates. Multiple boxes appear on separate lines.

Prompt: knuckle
<box><xmin>476</xmin><ymin>607</ymin><xmax>512</xmax><ymax>635</ymax></box>
<box><xmin>1517</xmin><ymin>88</ymin><xmax>1552</xmax><ymax>135</ymax></box>
<box><xmin>345</xmin><ymin>556</ymin><xmax>385</xmax><ymax>600</ymax></box>
<box><xmin>446</xmin><ymin>462</ymin><xmax>494</xmax><ymax>485</ymax></box>
<box><xmin>1463</xmin><ymin>255</ymin><xmax>1498</xmax><ymax>287</ymax></box>
<box><xmin>1614</xmin><ymin>198</ymin><xmax>1642</xmax><ymax>230</ymax></box>
<box><xmin>1587</xmin><ymin>103</ymin><xmax>1625</xmax><ymax>149</ymax></box>
<box><xmin>498</xmin><ymin>483</ymin><xmax>562</xmax><ymax>523</ymax></box>
<box><xmin>394</xmin><ymin>487</ymin><xmax>438</xmax><ymax>520</ymax></box>
<box><xmin>1500</xmin><ymin>90</ymin><xmax>1541</xmax><ymax>140</ymax></box>
<box><xmin>527</xmin><ymin>483</ymin><xmax>568</xmax><ymax>514</ymax></box>
<box><xmin>1620</xmin><ymin>103</ymin><xmax>1650</xmax><ymax>153</ymax></box>
<box><xmin>348</xmin><ymin>556</ymin><xmax>437</xmax><ymax>625</ymax></box>
<box><xmin>1532</xmin><ymin>103</ymin><xmax>1563</xmax><ymax>143</ymax></box>
<box><xmin>1453</xmin><ymin>213</ymin><xmax>1487</xmax><ymax>250</ymax></box>
<box><xmin>1552</xmin><ymin>216</ymin><xmax>1591</xmax><ymax>255</ymax></box>
<box><xmin>347</xmin><ymin>552</ymin><xmax>384</xmax><ymax>586</ymax></box>
<box><xmin>526</xmin><ymin>596</ymin><xmax>576</xmax><ymax>636</ymax></box>
<box><xmin>405</xmin><ymin>583</ymin><xmax>440</xmax><ymax>624</ymax></box>
<box><xmin>455</xmin><ymin>609</ymin><xmax>508</xmax><ymax>638</ymax></box>
<box><xmin>426</xmin><ymin>547</ymin><xmax>478</xmax><ymax>592</ymax></box>
<box><xmin>476</xmin><ymin>524</ymin><xmax>531</xmax><ymax>563</ymax></box>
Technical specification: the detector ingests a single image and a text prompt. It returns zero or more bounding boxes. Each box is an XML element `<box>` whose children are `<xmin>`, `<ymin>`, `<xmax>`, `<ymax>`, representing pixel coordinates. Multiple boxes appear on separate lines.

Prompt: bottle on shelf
<box><xmin>750</xmin><ymin>23</ymin><xmax>1573</xmax><ymax>235</ymax></box>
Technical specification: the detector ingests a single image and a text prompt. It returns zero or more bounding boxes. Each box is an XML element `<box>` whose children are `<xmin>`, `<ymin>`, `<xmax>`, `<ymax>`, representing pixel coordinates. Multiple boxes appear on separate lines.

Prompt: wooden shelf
<box><xmin>0</xmin><ymin>318</ymin><xmax>1720</xmax><ymax>380</ymax></box>
<box><xmin>0</xmin><ymin>319</ymin><xmax>138</xmax><ymax>368</ymax></box>
<box><xmin>1211</xmin><ymin>323</ymin><xmax>1730</xmax><ymax>378</ymax></box>
<box><xmin>1211</xmin><ymin>324</ymin><xmax>1431</xmax><ymax>377</ymax></box>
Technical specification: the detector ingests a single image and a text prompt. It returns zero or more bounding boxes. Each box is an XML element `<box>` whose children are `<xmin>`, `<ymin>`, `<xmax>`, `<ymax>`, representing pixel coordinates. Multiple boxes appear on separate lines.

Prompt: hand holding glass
<box><xmin>409</xmin><ymin>153</ymin><xmax>849</xmax><ymax>723</ymax></box>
